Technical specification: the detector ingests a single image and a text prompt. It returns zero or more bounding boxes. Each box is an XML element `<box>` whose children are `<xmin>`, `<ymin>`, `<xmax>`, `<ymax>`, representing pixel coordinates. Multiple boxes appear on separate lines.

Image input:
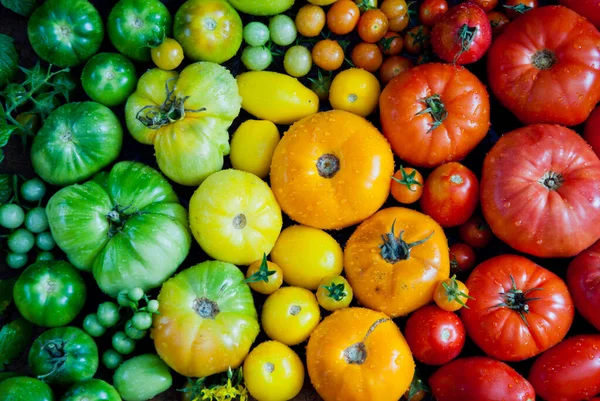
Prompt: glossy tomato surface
<box><xmin>560</xmin><ymin>0</ymin><xmax>600</xmax><ymax>29</ymax></box>
<box><xmin>584</xmin><ymin>106</ymin><xmax>600</xmax><ymax>158</ymax></box>
<box><xmin>567</xmin><ymin>240</ymin><xmax>600</xmax><ymax>331</ymax></box>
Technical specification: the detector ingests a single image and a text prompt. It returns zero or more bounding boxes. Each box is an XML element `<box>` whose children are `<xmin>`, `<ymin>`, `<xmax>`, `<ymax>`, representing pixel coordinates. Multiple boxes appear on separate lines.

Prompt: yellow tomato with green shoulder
<box><xmin>189</xmin><ymin>169</ymin><xmax>283</xmax><ymax>265</ymax></box>
<box><xmin>230</xmin><ymin>120</ymin><xmax>280</xmax><ymax>179</ymax></box>
<box><xmin>237</xmin><ymin>71</ymin><xmax>319</xmax><ymax>124</ymax></box>
<box><xmin>316</xmin><ymin>275</ymin><xmax>354</xmax><ymax>311</ymax></box>
<box><xmin>228</xmin><ymin>0</ymin><xmax>294</xmax><ymax>15</ymax></box>
<box><xmin>270</xmin><ymin>225</ymin><xmax>343</xmax><ymax>290</ymax></box>
<box><xmin>245</xmin><ymin>254</ymin><xmax>284</xmax><ymax>295</ymax></box>
<box><xmin>243</xmin><ymin>341</ymin><xmax>305</xmax><ymax>401</ymax></box>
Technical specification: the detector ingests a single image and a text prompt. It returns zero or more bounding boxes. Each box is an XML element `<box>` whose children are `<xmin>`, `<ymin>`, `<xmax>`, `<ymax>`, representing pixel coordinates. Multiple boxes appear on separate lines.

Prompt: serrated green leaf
<box><xmin>1</xmin><ymin>0</ymin><xmax>39</xmax><ymax>17</ymax></box>
<box><xmin>0</xmin><ymin>279</ymin><xmax>15</xmax><ymax>315</ymax></box>
<box><xmin>0</xmin><ymin>174</ymin><xmax>12</xmax><ymax>204</ymax></box>
<box><xmin>0</xmin><ymin>318</ymin><xmax>33</xmax><ymax>371</ymax></box>
<box><xmin>0</xmin><ymin>34</ymin><xmax>17</xmax><ymax>89</ymax></box>
<box><xmin>0</xmin><ymin>124</ymin><xmax>16</xmax><ymax>148</ymax></box>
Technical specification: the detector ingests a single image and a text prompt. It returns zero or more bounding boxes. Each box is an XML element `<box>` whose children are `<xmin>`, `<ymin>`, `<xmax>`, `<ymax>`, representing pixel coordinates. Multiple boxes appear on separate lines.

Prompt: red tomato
<box><xmin>458</xmin><ymin>215</ymin><xmax>492</xmax><ymax>249</ymax></box>
<box><xmin>449</xmin><ymin>243</ymin><xmax>476</xmax><ymax>274</ymax></box>
<box><xmin>379</xmin><ymin>55</ymin><xmax>413</xmax><ymax>84</ymax></box>
<box><xmin>378</xmin><ymin>31</ymin><xmax>403</xmax><ymax>56</ymax></box>
<box><xmin>560</xmin><ymin>0</ymin><xmax>600</xmax><ymax>29</ymax></box>
<box><xmin>461</xmin><ymin>255</ymin><xmax>574</xmax><ymax>362</ymax></box>
<box><xmin>430</xmin><ymin>357</ymin><xmax>536</xmax><ymax>401</ymax></box>
<box><xmin>420</xmin><ymin>162</ymin><xmax>478</xmax><ymax>228</ymax></box>
<box><xmin>379</xmin><ymin>63</ymin><xmax>490</xmax><ymax>168</ymax></box>
<box><xmin>487</xmin><ymin>11</ymin><xmax>510</xmax><ymax>36</ymax></box>
<box><xmin>404</xmin><ymin>305</ymin><xmax>465</xmax><ymax>365</ymax></box>
<box><xmin>481</xmin><ymin>124</ymin><xmax>600</xmax><ymax>258</ymax></box>
<box><xmin>528</xmin><ymin>335</ymin><xmax>600</xmax><ymax>401</ymax></box>
<box><xmin>487</xmin><ymin>6</ymin><xmax>600</xmax><ymax>126</ymax></box>
<box><xmin>465</xmin><ymin>0</ymin><xmax>498</xmax><ymax>12</ymax></box>
<box><xmin>419</xmin><ymin>0</ymin><xmax>448</xmax><ymax>27</ymax></box>
<box><xmin>431</xmin><ymin>3</ymin><xmax>492</xmax><ymax>65</ymax></box>
<box><xmin>504</xmin><ymin>0</ymin><xmax>538</xmax><ymax>19</ymax></box>
<box><xmin>404</xmin><ymin>25</ymin><xmax>431</xmax><ymax>55</ymax></box>
<box><xmin>567</xmin><ymin>240</ymin><xmax>600</xmax><ymax>332</ymax></box>
<box><xmin>584</xmin><ymin>106</ymin><xmax>600</xmax><ymax>158</ymax></box>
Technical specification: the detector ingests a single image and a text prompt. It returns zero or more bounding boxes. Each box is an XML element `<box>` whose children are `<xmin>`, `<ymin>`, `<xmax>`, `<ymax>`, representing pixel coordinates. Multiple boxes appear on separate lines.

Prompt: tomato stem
<box><xmin>539</xmin><ymin>170</ymin><xmax>563</xmax><ymax>191</ymax></box>
<box><xmin>454</xmin><ymin>24</ymin><xmax>478</xmax><ymax>64</ymax></box>
<box><xmin>343</xmin><ymin>318</ymin><xmax>390</xmax><ymax>365</ymax></box>
<box><xmin>380</xmin><ymin>220</ymin><xmax>434</xmax><ymax>263</ymax></box>
<box><xmin>416</xmin><ymin>94</ymin><xmax>447</xmax><ymax>134</ymax></box>
<box><xmin>316</xmin><ymin>154</ymin><xmax>340</xmax><ymax>179</ymax></box>
<box><xmin>531</xmin><ymin>49</ymin><xmax>557</xmax><ymax>70</ymax></box>
<box><xmin>193</xmin><ymin>297</ymin><xmax>220</xmax><ymax>319</ymax></box>
<box><xmin>245</xmin><ymin>254</ymin><xmax>276</xmax><ymax>284</ymax></box>
<box><xmin>106</xmin><ymin>204</ymin><xmax>141</xmax><ymax>237</ymax></box>
<box><xmin>322</xmin><ymin>282</ymin><xmax>347</xmax><ymax>301</ymax></box>
<box><xmin>37</xmin><ymin>339</ymin><xmax>68</xmax><ymax>381</ymax></box>
<box><xmin>492</xmin><ymin>275</ymin><xmax>543</xmax><ymax>327</ymax></box>
<box><xmin>442</xmin><ymin>275</ymin><xmax>474</xmax><ymax>308</ymax></box>
<box><xmin>391</xmin><ymin>166</ymin><xmax>422</xmax><ymax>192</ymax></box>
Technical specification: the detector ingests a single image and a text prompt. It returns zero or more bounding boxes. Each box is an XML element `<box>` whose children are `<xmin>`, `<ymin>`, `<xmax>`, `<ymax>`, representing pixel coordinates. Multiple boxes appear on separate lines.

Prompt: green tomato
<box><xmin>113</xmin><ymin>354</ymin><xmax>172</xmax><ymax>401</ymax></box>
<box><xmin>112</xmin><ymin>331</ymin><xmax>136</xmax><ymax>355</ymax></box>
<box><xmin>0</xmin><ymin>372</ymin><xmax>18</xmax><ymax>384</ymax></box>
<box><xmin>243</xmin><ymin>22</ymin><xmax>270</xmax><ymax>46</ymax></box>
<box><xmin>8</xmin><ymin>228</ymin><xmax>34</xmax><ymax>254</ymax></box>
<box><xmin>21</xmin><ymin>178</ymin><xmax>46</xmax><ymax>203</ymax></box>
<box><xmin>0</xmin><ymin>204</ymin><xmax>24</xmax><ymax>229</ymax></box>
<box><xmin>6</xmin><ymin>253</ymin><xmax>28</xmax><ymax>270</ymax></box>
<box><xmin>36</xmin><ymin>232</ymin><xmax>56</xmax><ymax>251</ymax></box>
<box><xmin>97</xmin><ymin>302</ymin><xmax>120</xmax><ymax>327</ymax></box>
<box><xmin>127</xmin><ymin>287</ymin><xmax>144</xmax><ymax>302</ymax></box>
<box><xmin>36</xmin><ymin>251</ymin><xmax>55</xmax><ymax>262</ymax></box>
<box><xmin>31</xmin><ymin>102</ymin><xmax>123</xmax><ymax>186</ymax></box>
<box><xmin>124</xmin><ymin>320</ymin><xmax>146</xmax><ymax>340</ymax></box>
<box><xmin>27</xmin><ymin>0</ymin><xmax>104</xmax><ymax>67</ymax></box>
<box><xmin>0</xmin><ymin>377</ymin><xmax>54</xmax><ymax>401</ymax></box>
<box><xmin>108</xmin><ymin>0</ymin><xmax>172</xmax><ymax>62</ymax></box>
<box><xmin>83</xmin><ymin>314</ymin><xmax>106</xmax><ymax>337</ymax></box>
<box><xmin>61</xmin><ymin>379</ymin><xmax>120</xmax><ymax>401</ymax></box>
<box><xmin>81</xmin><ymin>53</ymin><xmax>137</xmax><ymax>107</ymax></box>
<box><xmin>13</xmin><ymin>260</ymin><xmax>87</xmax><ymax>327</ymax></box>
<box><xmin>29</xmin><ymin>327</ymin><xmax>98</xmax><ymax>387</ymax></box>
<box><xmin>147</xmin><ymin>299</ymin><xmax>159</xmax><ymax>313</ymax></box>
<box><xmin>102</xmin><ymin>349</ymin><xmax>123</xmax><ymax>370</ymax></box>
<box><xmin>46</xmin><ymin>161</ymin><xmax>192</xmax><ymax>297</ymax></box>
<box><xmin>241</xmin><ymin>46</ymin><xmax>273</xmax><ymax>71</ymax></box>
<box><xmin>132</xmin><ymin>312</ymin><xmax>153</xmax><ymax>330</ymax></box>
<box><xmin>284</xmin><ymin>45</ymin><xmax>313</xmax><ymax>77</ymax></box>
<box><xmin>269</xmin><ymin>14</ymin><xmax>297</xmax><ymax>46</ymax></box>
<box><xmin>25</xmin><ymin>207</ymin><xmax>49</xmax><ymax>234</ymax></box>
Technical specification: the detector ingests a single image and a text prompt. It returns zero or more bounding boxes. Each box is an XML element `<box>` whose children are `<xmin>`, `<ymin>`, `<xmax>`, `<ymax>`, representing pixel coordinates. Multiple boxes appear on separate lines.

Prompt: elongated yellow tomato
<box><xmin>230</xmin><ymin>120</ymin><xmax>280</xmax><ymax>179</ymax></box>
<box><xmin>189</xmin><ymin>169</ymin><xmax>283</xmax><ymax>265</ymax></box>
<box><xmin>125</xmin><ymin>62</ymin><xmax>241</xmax><ymax>186</ymax></box>
<box><xmin>237</xmin><ymin>71</ymin><xmax>319</xmax><ymax>124</ymax></box>
<box><xmin>152</xmin><ymin>260</ymin><xmax>259</xmax><ymax>378</ymax></box>
<box><xmin>308</xmin><ymin>0</ymin><xmax>338</xmax><ymax>5</ymax></box>
<box><xmin>228</xmin><ymin>0</ymin><xmax>294</xmax><ymax>16</ymax></box>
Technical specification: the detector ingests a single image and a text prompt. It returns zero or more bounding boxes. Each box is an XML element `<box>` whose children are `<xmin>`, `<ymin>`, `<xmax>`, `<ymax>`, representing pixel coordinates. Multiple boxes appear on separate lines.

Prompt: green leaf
<box><xmin>0</xmin><ymin>279</ymin><xmax>16</xmax><ymax>315</ymax></box>
<box><xmin>0</xmin><ymin>34</ymin><xmax>18</xmax><ymax>89</ymax></box>
<box><xmin>0</xmin><ymin>124</ymin><xmax>16</xmax><ymax>148</ymax></box>
<box><xmin>0</xmin><ymin>318</ymin><xmax>33</xmax><ymax>371</ymax></box>
<box><xmin>0</xmin><ymin>174</ymin><xmax>12</xmax><ymax>204</ymax></box>
<box><xmin>1</xmin><ymin>0</ymin><xmax>39</xmax><ymax>17</ymax></box>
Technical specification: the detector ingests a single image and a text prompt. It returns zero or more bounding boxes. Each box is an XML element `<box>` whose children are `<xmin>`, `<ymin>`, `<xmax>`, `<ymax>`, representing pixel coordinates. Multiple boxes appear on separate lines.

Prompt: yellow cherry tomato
<box><xmin>316</xmin><ymin>275</ymin><xmax>353</xmax><ymax>311</ymax></box>
<box><xmin>246</xmin><ymin>254</ymin><xmax>284</xmax><ymax>295</ymax></box>
<box><xmin>433</xmin><ymin>275</ymin><xmax>472</xmax><ymax>312</ymax></box>
<box><xmin>230</xmin><ymin>120</ymin><xmax>280</xmax><ymax>179</ymax></box>
<box><xmin>270</xmin><ymin>225</ymin><xmax>343</xmax><ymax>290</ymax></box>
<box><xmin>262</xmin><ymin>286</ymin><xmax>321</xmax><ymax>345</ymax></box>
<box><xmin>151</xmin><ymin>38</ymin><xmax>184</xmax><ymax>71</ymax></box>
<box><xmin>243</xmin><ymin>341</ymin><xmax>305</xmax><ymax>401</ymax></box>
<box><xmin>329</xmin><ymin>68</ymin><xmax>381</xmax><ymax>117</ymax></box>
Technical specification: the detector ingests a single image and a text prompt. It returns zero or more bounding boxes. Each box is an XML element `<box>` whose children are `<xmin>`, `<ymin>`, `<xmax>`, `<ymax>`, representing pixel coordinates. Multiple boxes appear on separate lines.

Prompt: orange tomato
<box><xmin>296</xmin><ymin>4</ymin><xmax>326</xmax><ymax>37</ymax></box>
<box><xmin>327</xmin><ymin>0</ymin><xmax>361</xmax><ymax>35</ymax></box>
<box><xmin>389</xmin><ymin>13</ymin><xmax>410</xmax><ymax>31</ymax></box>
<box><xmin>379</xmin><ymin>55</ymin><xmax>413</xmax><ymax>83</ymax></box>
<box><xmin>390</xmin><ymin>166</ymin><xmax>423</xmax><ymax>204</ymax></box>
<box><xmin>270</xmin><ymin>110</ymin><xmax>394</xmax><ymax>230</ymax></box>
<box><xmin>344</xmin><ymin>207</ymin><xmax>450</xmax><ymax>317</ymax></box>
<box><xmin>245</xmin><ymin>255</ymin><xmax>284</xmax><ymax>295</ymax></box>
<box><xmin>351</xmin><ymin>42</ymin><xmax>383</xmax><ymax>72</ymax></box>
<box><xmin>306</xmin><ymin>307</ymin><xmax>415</xmax><ymax>401</ymax></box>
<box><xmin>378</xmin><ymin>31</ymin><xmax>404</xmax><ymax>55</ymax></box>
<box><xmin>404</xmin><ymin>25</ymin><xmax>431</xmax><ymax>55</ymax></box>
<box><xmin>380</xmin><ymin>0</ymin><xmax>409</xmax><ymax>19</ymax></box>
<box><xmin>358</xmin><ymin>9</ymin><xmax>389</xmax><ymax>43</ymax></box>
<box><xmin>433</xmin><ymin>275</ymin><xmax>472</xmax><ymax>312</ymax></box>
<box><xmin>312</xmin><ymin>39</ymin><xmax>345</xmax><ymax>71</ymax></box>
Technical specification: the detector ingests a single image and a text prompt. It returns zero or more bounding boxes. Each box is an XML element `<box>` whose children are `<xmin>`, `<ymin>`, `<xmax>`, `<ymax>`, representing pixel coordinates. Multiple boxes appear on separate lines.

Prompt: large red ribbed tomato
<box><xmin>379</xmin><ymin>63</ymin><xmax>490</xmax><ymax>168</ymax></box>
<box><xmin>560</xmin><ymin>0</ymin><xmax>600</xmax><ymax>29</ymax></box>
<box><xmin>567</xmin><ymin>240</ymin><xmax>600</xmax><ymax>331</ymax></box>
<box><xmin>481</xmin><ymin>124</ymin><xmax>600</xmax><ymax>258</ymax></box>
<box><xmin>461</xmin><ymin>255</ymin><xmax>574</xmax><ymax>362</ymax></box>
<box><xmin>487</xmin><ymin>6</ymin><xmax>600</xmax><ymax>126</ymax></box>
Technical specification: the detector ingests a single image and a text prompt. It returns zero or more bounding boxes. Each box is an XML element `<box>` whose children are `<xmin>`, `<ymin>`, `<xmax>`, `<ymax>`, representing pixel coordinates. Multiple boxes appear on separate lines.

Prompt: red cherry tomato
<box><xmin>449</xmin><ymin>243</ymin><xmax>476</xmax><ymax>274</ymax></box>
<box><xmin>419</xmin><ymin>0</ymin><xmax>448</xmax><ymax>27</ymax></box>
<box><xmin>458</xmin><ymin>215</ymin><xmax>492</xmax><ymax>249</ymax></box>
<box><xmin>487</xmin><ymin>11</ymin><xmax>510</xmax><ymax>36</ymax></box>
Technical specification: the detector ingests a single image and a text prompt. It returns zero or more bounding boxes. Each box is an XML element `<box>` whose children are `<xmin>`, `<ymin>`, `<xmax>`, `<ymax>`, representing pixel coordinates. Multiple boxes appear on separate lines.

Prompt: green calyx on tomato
<box><xmin>322</xmin><ymin>282</ymin><xmax>347</xmax><ymax>302</ymax></box>
<box><xmin>416</xmin><ymin>94</ymin><xmax>447</xmax><ymax>133</ymax></box>
<box><xmin>503</xmin><ymin>3</ymin><xmax>533</xmax><ymax>14</ymax></box>
<box><xmin>391</xmin><ymin>166</ymin><xmax>423</xmax><ymax>191</ymax></box>
<box><xmin>380</xmin><ymin>221</ymin><xmax>434</xmax><ymax>263</ymax></box>
<box><xmin>492</xmin><ymin>275</ymin><xmax>543</xmax><ymax>326</ymax></box>
<box><xmin>245</xmin><ymin>254</ymin><xmax>277</xmax><ymax>284</ymax></box>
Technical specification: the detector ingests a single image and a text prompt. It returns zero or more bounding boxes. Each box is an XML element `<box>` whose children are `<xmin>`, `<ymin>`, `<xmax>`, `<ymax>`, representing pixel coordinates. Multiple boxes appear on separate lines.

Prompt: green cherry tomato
<box><xmin>128</xmin><ymin>287</ymin><xmax>144</xmax><ymax>302</ymax></box>
<box><xmin>284</xmin><ymin>45</ymin><xmax>313</xmax><ymax>77</ymax></box>
<box><xmin>97</xmin><ymin>302</ymin><xmax>120</xmax><ymax>328</ymax></box>
<box><xmin>107</xmin><ymin>0</ymin><xmax>173</xmax><ymax>62</ymax></box>
<box><xmin>62</xmin><ymin>379</ymin><xmax>121</xmax><ymax>401</ymax></box>
<box><xmin>113</xmin><ymin>354</ymin><xmax>173</xmax><ymax>401</ymax></box>
<box><xmin>81</xmin><ymin>53</ymin><xmax>138</xmax><ymax>107</ymax></box>
<box><xmin>112</xmin><ymin>331</ymin><xmax>136</xmax><ymax>355</ymax></box>
<box><xmin>242</xmin><ymin>46</ymin><xmax>273</xmax><ymax>71</ymax></box>
<box><xmin>0</xmin><ymin>204</ymin><xmax>25</xmax><ymax>229</ymax></box>
<box><xmin>132</xmin><ymin>312</ymin><xmax>153</xmax><ymax>330</ymax></box>
<box><xmin>102</xmin><ymin>349</ymin><xmax>123</xmax><ymax>370</ymax></box>
<box><xmin>269</xmin><ymin>14</ymin><xmax>297</xmax><ymax>46</ymax></box>
<box><xmin>147</xmin><ymin>299</ymin><xmax>159</xmax><ymax>313</ymax></box>
<box><xmin>20</xmin><ymin>178</ymin><xmax>46</xmax><ymax>203</ymax></box>
<box><xmin>36</xmin><ymin>251</ymin><xmax>55</xmax><ymax>262</ymax></box>
<box><xmin>13</xmin><ymin>260</ymin><xmax>87</xmax><ymax>327</ymax></box>
<box><xmin>124</xmin><ymin>320</ymin><xmax>147</xmax><ymax>340</ymax></box>
<box><xmin>83</xmin><ymin>314</ymin><xmax>107</xmax><ymax>337</ymax></box>
<box><xmin>0</xmin><ymin>377</ymin><xmax>54</xmax><ymax>401</ymax></box>
<box><xmin>8</xmin><ymin>228</ymin><xmax>35</xmax><ymax>254</ymax></box>
<box><xmin>244</xmin><ymin>21</ymin><xmax>270</xmax><ymax>46</ymax></box>
<box><xmin>29</xmin><ymin>326</ymin><xmax>98</xmax><ymax>387</ymax></box>
<box><xmin>27</xmin><ymin>0</ymin><xmax>105</xmax><ymax>67</ymax></box>
<box><xmin>6</xmin><ymin>252</ymin><xmax>28</xmax><ymax>269</ymax></box>
<box><xmin>24</xmin><ymin>207</ymin><xmax>49</xmax><ymax>234</ymax></box>
<box><xmin>36</xmin><ymin>232</ymin><xmax>56</xmax><ymax>251</ymax></box>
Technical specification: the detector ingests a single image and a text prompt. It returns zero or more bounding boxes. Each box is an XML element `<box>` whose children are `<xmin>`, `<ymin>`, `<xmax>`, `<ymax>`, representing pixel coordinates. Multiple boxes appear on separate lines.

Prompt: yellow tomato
<box><xmin>262</xmin><ymin>286</ymin><xmax>321</xmax><ymax>345</ymax></box>
<box><xmin>308</xmin><ymin>0</ymin><xmax>338</xmax><ymax>5</ymax></box>
<box><xmin>230</xmin><ymin>120</ymin><xmax>280</xmax><ymax>178</ymax></box>
<box><xmin>316</xmin><ymin>275</ymin><xmax>353</xmax><ymax>311</ymax></box>
<box><xmin>189</xmin><ymin>169</ymin><xmax>282</xmax><ymax>265</ymax></box>
<box><xmin>329</xmin><ymin>68</ymin><xmax>381</xmax><ymax>117</ymax></box>
<box><xmin>243</xmin><ymin>341</ymin><xmax>305</xmax><ymax>401</ymax></box>
<box><xmin>270</xmin><ymin>225</ymin><xmax>343</xmax><ymax>290</ymax></box>
<box><xmin>237</xmin><ymin>71</ymin><xmax>319</xmax><ymax>124</ymax></box>
<box><xmin>151</xmin><ymin>38</ymin><xmax>184</xmax><ymax>71</ymax></box>
<box><xmin>246</xmin><ymin>255</ymin><xmax>284</xmax><ymax>295</ymax></box>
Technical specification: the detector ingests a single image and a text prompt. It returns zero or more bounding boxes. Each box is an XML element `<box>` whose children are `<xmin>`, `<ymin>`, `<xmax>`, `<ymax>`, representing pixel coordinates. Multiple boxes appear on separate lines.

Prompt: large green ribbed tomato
<box><xmin>125</xmin><ymin>62</ymin><xmax>241</xmax><ymax>186</ymax></box>
<box><xmin>46</xmin><ymin>161</ymin><xmax>191</xmax><ymax>297</ymax></box>
<box><xmin>152</xmin><ymin>260</ymin><xmax>260</xmax><ymax>378</ymax></box>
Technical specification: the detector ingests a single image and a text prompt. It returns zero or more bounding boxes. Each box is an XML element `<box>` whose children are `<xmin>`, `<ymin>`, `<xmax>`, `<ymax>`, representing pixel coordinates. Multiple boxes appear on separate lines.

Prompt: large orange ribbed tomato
<box><xmin>270</xmin><ymin>110</ymin><xmax>394</xmax><ymax>230</ymax></box>
<box><xmin>344</xmin><ymin>207</ymin><xmax>450</xmax><ymax>317</ymax></box>
<box><xmin>306</xmin><ymin>307</ymin><xmax>414</xmax><ymax>401</ymax></box>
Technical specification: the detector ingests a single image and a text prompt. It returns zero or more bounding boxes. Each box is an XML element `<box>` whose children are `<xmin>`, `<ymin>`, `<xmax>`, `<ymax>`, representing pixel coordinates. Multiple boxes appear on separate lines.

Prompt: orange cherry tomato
<box><xmin>433</xmin><ymin>275</ymin><xmax>472</xmax><ymax>312</ymax></box>
<box><xmin>327</xmin><ymin>0</ymin><xmax>361</xmax><ymax>35</ymax></box>
<box><xmin>312</xmin><ymin>39</ymin><xmax>345</xmax><ymax>71</ymax></box>
<box><xmin>389</xmin><ymin>13</ymin><xmax>410</xmax><ymax>31</ymax></box>
<box><xmin>296</xmin><ymin>4</ymin><xmax>327</xmax><ymax>37</ymax></box>
<box><xmin>404</xmin><ymin>25</ymin><xmax>431</xmax><ymax>55</ymax></box>
<box><xmin>378</xmin><ymin>31</ymin><xmax>403</xmax><ymax>55</ymax></box>
<box><xmin>351</xmin><ymin>42</ymin><xmax>383</xmax><ymax>72</ymax></box>
<box><xmin>390</xmin><ymin>166</ymin><xmax>423</xmax><ymax>204</ymax></box>
<box><xmin>380</xmin><ymin>0</ymin><xmax>409</xmax><ymax>20</ymax></box>
<box><xmin>379</xmin><ymin>55</ymin><xmax>413</xmax><ymax>83</ymax></box>
<box><xmin>488</xmin><ymin>11</ymin><xmax>510</xmax><ymax>36</ymax></box>
<box><xmin>358</xmin><ymin>9</ymin><xmax>389</xmax><ymax>43</ymax></box>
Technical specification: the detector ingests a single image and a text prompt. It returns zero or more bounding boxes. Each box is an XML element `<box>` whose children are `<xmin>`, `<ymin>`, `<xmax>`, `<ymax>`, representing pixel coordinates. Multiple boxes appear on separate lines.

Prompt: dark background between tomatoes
<box><xmin>0</xmin><ymin>0</ymin><xmax>595</xmax><ymax>400</ymax></box>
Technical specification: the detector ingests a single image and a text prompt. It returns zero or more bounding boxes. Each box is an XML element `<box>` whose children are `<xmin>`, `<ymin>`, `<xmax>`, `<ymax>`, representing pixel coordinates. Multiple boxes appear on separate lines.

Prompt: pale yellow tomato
<box><xmin>230</xmin><ymin>120</ymin><xmax>280</xmax><ymax>178</ymax></box>
<box><xmin>329</xmin><ymin>68</ymin><xmax>381</xmax><ymax>117</ymax></box>
<box><xmin>270</xmin><ymin>225</ymin><xmax>343</xmax><ymax>290</ymax></box>
<box><xmin>316</xmin><ymin>275</ymin><xmax>353</xmax><ymax>311</ymax></box>
<box><xmin>243</xmin><ymin>341</ymin><xmax>305</xmax><ymax>401</ymax></box>
<box><xmin>262</xmin><ymin>286</ymin><xmax>321</xmax><ymax>345</ymax></box>
<box><xmin>246</xmin><ymin>255</ymin><xmax>284</xmax><ymax>295</ymax></box>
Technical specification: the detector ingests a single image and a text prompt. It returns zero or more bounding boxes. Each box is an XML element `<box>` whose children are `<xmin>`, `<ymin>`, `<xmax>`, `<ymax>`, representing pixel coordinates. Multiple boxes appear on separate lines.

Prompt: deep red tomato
<box><xmin>481</xmin><ymin>124</ymin><xmax>600</xmax><ymax>258</ymax></box>
<box><xmin>584</xmin><ymin>106</ymin><xmax>600</xmax><ymax>158</ymax></box>
<box><xmin>487</xmin><ymin>11</ymin><xmax>510</xmax><ymax>36</ymax></box>
<box><xmin>504</xmin><ymin>0</ymin><xmax>538</xmax><ymax>19</ymax></box>
<box><xmin>404</xmin><ymin>25</ymin><xmax>431</xmax><ymax>55</ymax></box>
<box><xmin>567</xmin><ymin>240</ymin><xmax>600</xmax><ymax>332</ymax></box>
<box><xmin>528</xmin><ymin>335</ymin><xmax>600</xmax><ymax>401</ymax></box>
<box><xmin>560</xmin><ymin>0</ymin><xmax>600</xmax><ymax>29</ymax></box>
<box><xmin>431</xmin><ymin>3</ymin><xmax>492</xmax><ymax>65</ymax></box>
<box><xmin>449</xmin><ymin>243</ymin><xmax>476</xmax><ymax>274</ymax></box>
<box><xmin>358</xmin><ymin>9</ymin><xmax>389</xmax><ymax>43</ymax></box>
<box><xmin>461</xmin><ymin>255</ymin><xmax>574</xmax><ymax>362</ymax></box>
<box><xmin>465</xmin><ymin>0</ymin><xmax>498</xmax><ymax>12</ymax></box>
<box><xmin>458</xmin><ymin>215</ymin><xmax>492</xmax><ymax>249</ymax></box>
<box><xmin>419</xmin><ymin>0</ymin><xmax>448</xmax><ymax>27</ymax></box>
<box><xmin>488</xmin><ymin>6</ymin><xmax>600</xmax><ymax>126</ymax></box>
<box><xmin>379</xmin><ymin>63</ymin><xmax>490</xmax><ymax>168</ymax></box>
<box><xmin>404</xmin><ymin>305</ymin><xmax>465</xmax><ymax>366</ymax></box>
<box><xmin>378</xmin><ymin>31</ymin><xmax>403</xmax><ymax>56</ymax></box>
<box><xmin>420</xmin><ymin>162</ymin><xmax>478</xmax><ymax>228</ymax></box>
<box><xmin>430</xmin><ymin>357</ymin><xmax>536</xmax><ymax>401</ymax></box>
